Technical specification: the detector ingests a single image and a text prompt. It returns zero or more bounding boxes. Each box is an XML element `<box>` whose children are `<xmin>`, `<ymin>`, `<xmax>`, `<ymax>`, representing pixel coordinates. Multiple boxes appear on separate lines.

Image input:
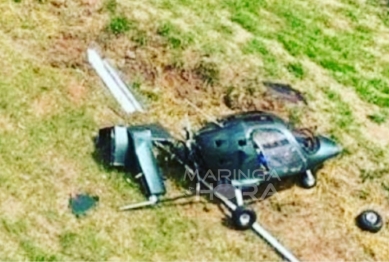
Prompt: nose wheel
<box><xmin>229</xmin><ymin>186</ymin><xmax>257</xmax><ymax>230</ymax></box>
<box><xmin>301</xmin><ymin>170</ymin><xmax>316</xmax><ymax>189</ymax></box>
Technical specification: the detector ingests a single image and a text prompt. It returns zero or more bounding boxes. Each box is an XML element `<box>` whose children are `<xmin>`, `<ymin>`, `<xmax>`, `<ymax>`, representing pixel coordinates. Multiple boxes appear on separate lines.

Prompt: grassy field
<box><xmin>1</xmin><ymin>0</ymin><xmax>389</xmax><ymax>260</ymax></box>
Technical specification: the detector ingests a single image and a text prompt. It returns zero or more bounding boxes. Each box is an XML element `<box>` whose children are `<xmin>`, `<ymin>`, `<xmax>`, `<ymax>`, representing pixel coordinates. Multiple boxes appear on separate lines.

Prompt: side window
<box><xmin>252</xmin><ymin>128</ymin><xmax>305</xmax><ymax>173</ymax></box>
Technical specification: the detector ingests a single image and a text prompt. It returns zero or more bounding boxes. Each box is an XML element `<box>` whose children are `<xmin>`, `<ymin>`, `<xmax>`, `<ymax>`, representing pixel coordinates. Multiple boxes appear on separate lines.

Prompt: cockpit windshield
<box><xmin>292</xmin><ymin>128</ymin><xmax>320</xmax><ymax>155</ymax></box>
<box><xmin>252</xmin><ymin>128</ymin><xmax>304</xmax><ymax>174</ymax></box>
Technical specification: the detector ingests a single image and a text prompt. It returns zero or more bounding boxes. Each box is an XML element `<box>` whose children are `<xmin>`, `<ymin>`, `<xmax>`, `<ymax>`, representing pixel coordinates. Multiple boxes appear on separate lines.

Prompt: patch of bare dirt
<box><xmin>47</xmin><ymin>33</ymin><xmax>88</xmax><ymax>69</ymax></box>
<box><xmin>364</xmin><ymin>121</ymin><xmax>389</xmax><ymax>146</ymax></box>
<box><xmin>45</xmin><ymin>151</ymin><xmax>80</xmax><ymax>189</ymax></box>
<box><xmin>99</xmin><ymin>36</ymin><xmax>226</xmax><ymax>109</ymax></box>
<box><xmin>0</xmin><ymin>114</ymin><xmax>15</xmax><ymax>132</ymax></box>
<box><xmin>27</xmin><ymin>215</ymin><xmax>62</xmax><ymax>252</ymax></box>
<box><xmin>80</xmin><ymin>0</ymin><xmax>101</xmax><ymax>7</ymax></box>
<box><xmin>67</xmin><ymin>80</ymin><xmax>88</xmax><ymax>105</ymax></box>
<box><xmin>48</xmin><ymin>0</ymin><xmax>103</xmax><ymax>15</ymax></box>
<box><xmin>0</xmin><ymin>195</ymin><xmax>25</xmax><ymax>219</ymax></box>
<box><xmin>124</xmin><ymin>46</ymin><xmax>302</xmax><ymax>124</ymax></box>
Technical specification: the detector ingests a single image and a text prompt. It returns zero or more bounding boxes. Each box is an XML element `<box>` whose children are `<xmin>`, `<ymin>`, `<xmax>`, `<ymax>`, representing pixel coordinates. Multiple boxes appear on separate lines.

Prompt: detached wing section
<box><xmin>87</xmin><ymin>48</ymin><xmax>144</xmax><ymax>114</ymax></box>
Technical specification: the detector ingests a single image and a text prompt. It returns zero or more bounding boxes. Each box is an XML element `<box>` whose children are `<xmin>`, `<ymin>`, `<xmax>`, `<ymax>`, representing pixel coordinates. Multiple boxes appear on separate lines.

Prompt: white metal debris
<box><xmin>87</xmin><ymin>48</ymin><xmax>144</xmax><ymax>114</ymax></box>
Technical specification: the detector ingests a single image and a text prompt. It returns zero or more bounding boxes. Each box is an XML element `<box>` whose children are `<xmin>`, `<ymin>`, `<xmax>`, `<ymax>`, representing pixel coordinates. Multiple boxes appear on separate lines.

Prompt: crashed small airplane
<box><xmin>87</xmin><ymin>48</ymin><xmax>342</xmax><ymax>262</ymax></box>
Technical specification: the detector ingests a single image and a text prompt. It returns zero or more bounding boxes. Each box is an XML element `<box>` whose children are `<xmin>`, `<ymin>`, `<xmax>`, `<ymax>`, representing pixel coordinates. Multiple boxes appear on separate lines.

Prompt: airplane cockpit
<box><xmin>251</xmin><ymin>127</ymin><xmax>306</xmax><ymax>177</ymax></box>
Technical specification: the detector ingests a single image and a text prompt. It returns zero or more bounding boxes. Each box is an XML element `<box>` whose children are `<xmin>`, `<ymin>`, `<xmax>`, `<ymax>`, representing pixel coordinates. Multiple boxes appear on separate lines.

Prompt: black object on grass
<box><xmin>356</xmin><ymin>210</ymin><xmax>383</xmax><ymax>233</ymax></box>
<box><xmin>69</xmin><ymin>194</ymin><xmax>99</xmax><ymax>217</ymax></box>
<box><xmin>263</xmin><ymin>81</ymin><xmax>307</xmax><ymax>105</ymax></box>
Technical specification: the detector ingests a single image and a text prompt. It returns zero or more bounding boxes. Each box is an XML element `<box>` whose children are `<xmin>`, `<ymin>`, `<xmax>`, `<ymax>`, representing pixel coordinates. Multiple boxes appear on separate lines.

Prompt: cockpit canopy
<box><xmin>194</xmin><ymin>111</ymin><xmax>339</xmax><ymax>182</ymax></box>
<box><xmin>251</xmin><ymin>128</ymin><xmax>305</xmax><ymax>175</ymax></box>
<box><xmin>291</xmin><ymin>128</ymin><xmax>320</xmax><ymax>155</ymax></box>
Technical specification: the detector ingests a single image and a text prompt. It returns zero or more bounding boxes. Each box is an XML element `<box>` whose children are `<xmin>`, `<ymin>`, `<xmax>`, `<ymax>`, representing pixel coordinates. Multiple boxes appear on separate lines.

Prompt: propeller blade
<box><xmin>87</xmin><ymin>48</ymin><xmax>144</xmax><ymax>114</ymax></box>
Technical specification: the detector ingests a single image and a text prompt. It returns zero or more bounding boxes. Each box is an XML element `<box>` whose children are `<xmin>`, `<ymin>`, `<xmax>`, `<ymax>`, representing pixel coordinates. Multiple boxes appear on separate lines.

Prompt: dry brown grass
<box><xmin>0</xmin><ymin>0</ymin><xmax>389</xmax><ymax>260</ymax></box>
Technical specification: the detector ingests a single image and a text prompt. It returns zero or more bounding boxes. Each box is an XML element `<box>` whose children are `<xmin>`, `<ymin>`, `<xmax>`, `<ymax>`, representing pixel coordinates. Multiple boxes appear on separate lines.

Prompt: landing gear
<box><xmin>230</xmin><ymin>185</ymin><xmax>257</xmax><ymax>230</ymax></box>
<box><xmin>301</xmin><ymin>169</ymin><xmax>316</xmax><ymax>189</ymax></box>
<box><xmin>232</xmin><ymin>206</ymin><xmax>257</xmax><ymax>230</ymax></box>
<box><xmin>356</xmin><ymin>210</ymin><xmax>383</xmax><ymax>233</ymax></box>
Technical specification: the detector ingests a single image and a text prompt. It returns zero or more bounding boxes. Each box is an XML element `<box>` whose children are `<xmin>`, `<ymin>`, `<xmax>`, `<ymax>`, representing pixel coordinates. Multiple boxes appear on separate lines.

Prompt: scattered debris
<box><xmin>69</xmin><ymin>193</ymin><xmax>99</xmax><ymax>217</ymax></box>
<box><xmin>90</xmin><ymin>49</ymin><xmax>343</xmax><ymax>262</ymax></box>
<box><xmin>356</xmin><ymin>210</ymin><xmax>383</xmax><ymax>233</ymax></box>
<box><xmin>263</xmin><ymin>82</ymin><xmax>307</xmax><ymax>105</ymax></box>
<box><xmin>96</xmin><ymin>111</ymin><xmax>342</xmax><ymax>262</ymax></box>
<box><xmin>87</xmin><ymin>48</ymin><xmax>144</xmax><ymax>114</ymax></box>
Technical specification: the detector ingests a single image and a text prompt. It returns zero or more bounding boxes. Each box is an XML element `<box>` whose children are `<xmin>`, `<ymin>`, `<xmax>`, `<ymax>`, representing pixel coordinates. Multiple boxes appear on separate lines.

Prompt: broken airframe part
<box><xmin>97</xmin><ymin>126</ymin><xmax>166</xmax><ymax>197</ymax></box>
<box><xmin>98</xmin><ymin>126</ymin><xmax>130</xmax><ymax>167</ymax></box>
<box><xmin>119</xmin><ymin>195</ymin><xmax>158</xmax><ymax>211</ymax></box>
<box><xmin>97</xmin><ymin>123</ymin><xmax>173</xmax><ymax>167</ymax></box>
<box><xmin>128</xmin><ymin>123</ymin><xmax>173</xmax><ymax>142</ymax></box>
<box><xmin>356</xmin><ymin>210</ymin><xmax>383</xmax><ymax>233</ymax></box>
<box><xmin>89</xmin><ymin>48</ymin><xmax>305</xmax><ymax>261</ymax></box>
<box><xmin>87</xmin><ymin>48</ymin><xmax>144</xmax><ymax>114</ymax></box>
<box><xmin>69</xmin><ymin>194</ymin><xmax>99</xmax><ymax>217</ymax></box>
<box><xmin>232</xmin><ymin>207</ymin><xmax>257</xmax><ymax>230</ymax></box>
<box><xmin>131</xmin><ymin>129</ymin><xmax>166</xmax><ymax>196</ymax></box>
<box><xmin>263</xmin><ymin>81</ymin><xmax>307</xmax><ymax>105</ymax></box>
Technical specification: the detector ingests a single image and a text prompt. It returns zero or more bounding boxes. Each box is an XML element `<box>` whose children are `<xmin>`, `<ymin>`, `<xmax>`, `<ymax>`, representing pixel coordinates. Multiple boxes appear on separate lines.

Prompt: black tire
<box><xmin>232</xmin><ymin>207</ymin><xmax>257</xmax><ymax>230</ymax></box>
<box><xmin>356</xmin><ymin>210</ymin><xmax>383</xmax><ymax>233</ymax></box>
<box><xmin>300</xmin><ymin>171</ymin><xmax>317</xmax><ymax>189</ymax></box>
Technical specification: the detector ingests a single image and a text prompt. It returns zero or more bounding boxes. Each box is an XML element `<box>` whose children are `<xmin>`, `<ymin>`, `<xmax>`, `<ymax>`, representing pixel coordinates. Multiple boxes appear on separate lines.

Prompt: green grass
<box><xmin>1</xmin><ymin>0</ymin><xmax>389</xmax><ymax>260</ymax></box>
<box><xmin>287</xmin><ymin>62</ymin><xmax>305</xmax><ymax>79</ymax></box>
<box><xmin>108</xmin><ymin>16</ymin><xmax>132</xmax><ymax>35</ymax></box>
<box><xmin>368</xmin><ymin>111</ymin><xmax>388</xmax><ymax>124</ymax></box>
<box><xmin>157</xmin><ymin>21</ymin><xmax>194</xmax><ymax>49</ymax></box>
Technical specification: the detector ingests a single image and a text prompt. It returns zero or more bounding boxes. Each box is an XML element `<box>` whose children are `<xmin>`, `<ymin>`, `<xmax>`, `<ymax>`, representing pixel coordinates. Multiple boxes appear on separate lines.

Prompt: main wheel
<box><xmin>232</xmin><ymin>207</ymin><xmax>257</xmax><ymax>230</ymax></box>
<box><xmin>356</xmin><ymin>210</ymin><xmax>383</xmax><ymax>233</ymax></box>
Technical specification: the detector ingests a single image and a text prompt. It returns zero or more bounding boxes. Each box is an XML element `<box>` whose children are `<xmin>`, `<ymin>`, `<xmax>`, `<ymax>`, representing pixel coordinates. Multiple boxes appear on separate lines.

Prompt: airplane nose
<box><xmin>307</xmin><ymin>135</ymin><xmax>342</xmax><ymax>167</ymax></box>
<box><xmin>317</xmin><ymin>135</ymin><xmax>342</xmax><ymax>159</ymax></box>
